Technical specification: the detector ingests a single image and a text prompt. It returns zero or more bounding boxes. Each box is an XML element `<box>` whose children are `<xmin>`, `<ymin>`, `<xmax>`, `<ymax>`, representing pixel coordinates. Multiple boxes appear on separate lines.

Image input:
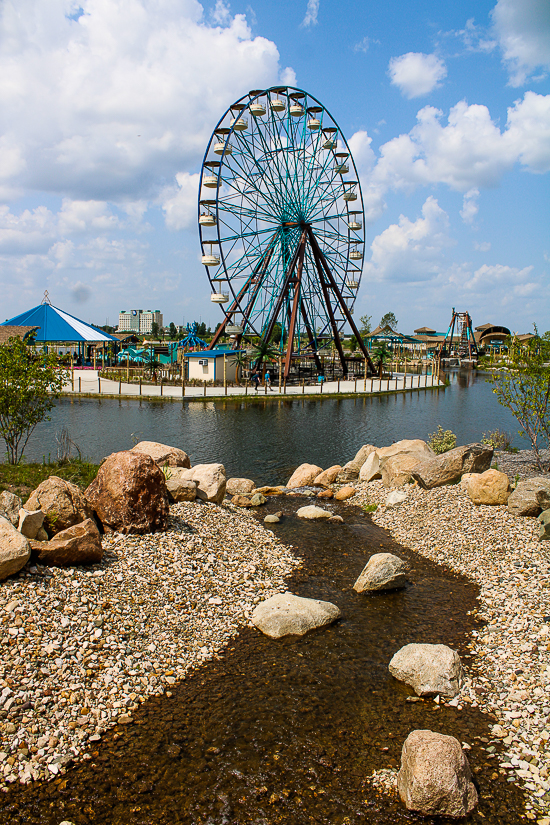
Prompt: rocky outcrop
<box><xmin>296</xmin><ymin>505</ymin><xmax>332</xmax><ymax>520</ymax></box>
<box><xmin>287</xmin><ymin>464</ymin><xmax>323</xmax><ymax>488</ymax></box>
<box><xmin>359</xmin><ymin>451</ymin><xmax>381</xmax><ymax>482</ymax></box>
<box><xmin>467</xmin><ymin>469</ymin><xmax>510</xmax><ymax>505</ymax></box>
<box><xmin>0</xmin><ymin>515</ymin><xmax>30</xmax><ymax>580</ymax></box>
<box><xmin>0</xmin><ymin>491</ymin><xmax>22</xmax><ymax>527</ymax></box>
<box><xmin>411</xmin><ymin>443</ymin><xmax>493</xmax><ymax>489</ymax></box>
<box><xmin>25</xmin><ymin>476</ymin><xmax>93</xmax><ymax>536</ymax></box>
<box><xmin>17</xmin><ymin>509</ymin><xmax>45</xmax><ymax>540</ymax></box>
<box><xmin>313</xmin><ymin>465</ymin><xmax>342</xmax><ymax>487</ymax></box>
<box><xmin>31</xmin><ymin>519</ymin><xmax>103</xmax><ymax>567</ymax></box>
<box><xmin>507</xmin><ymin>477</ymin><xmax>550</xmax><ymax>516</ymax></box>
<box><xmin>164</xmin><ymin>473</ymin><xmax>198</xmax><ymax>502</ymax></box>
<box><xmin>353</xmin><ymin>553</ymin><xmax>408</xmax><ymax>592</ymax></box>
<box><xmin>251</xmin><ymin>592</ymin><xmax>341</xmax><ymax>638</ymax></box>
<box><xmin>377</xmin><ymin>439</ymin><xmax>434</xmax><ymax>465</ymax></box>
<box><xmin>231</xmin><ymin>495</ymin><xmax>252</xmax><ymax>507</ymax></box>
<box><xmin>389</xmin><ymin>643</ymin><xmax>463</xmax><ymax>698</ymax></box>
<box><xmin>85</xmin><ymin>450</ymin><xmax>169</xmax><ymax>534</ymax></box>
<box><xmin>226</xmin><ymin>477</ymin><xmax>256</xmax><ymax>496</ymax></box>
<box><xmin>397</xmin><ymin>730</ymin><xmax>478</xmax><ymax>817</ymax></box>
<box><xmin>334</xmin><ymin>486</ymin><xmax>356</xmax><ymax>501</ymax></box>
<box><xmin>130</xmin><ymin>441</ymin><xmax>191</xmax><ymax>468</ymax></box>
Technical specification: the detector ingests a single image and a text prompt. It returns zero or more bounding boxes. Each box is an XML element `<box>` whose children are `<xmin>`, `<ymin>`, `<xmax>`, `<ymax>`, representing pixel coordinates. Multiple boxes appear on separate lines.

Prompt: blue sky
<box><xmin>0</xmin><ymin>0</ymin><xmax>548</xmax><ymax>334</ymax></box>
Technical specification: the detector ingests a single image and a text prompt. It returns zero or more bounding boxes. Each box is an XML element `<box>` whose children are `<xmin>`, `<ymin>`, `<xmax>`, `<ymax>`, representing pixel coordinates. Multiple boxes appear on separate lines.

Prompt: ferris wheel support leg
<box><xmin>283</xmin><ymin>236</ymin><xmax>306</xmax><ymax>379</ymax></box>
<box><xmin>299</xmin><ymin>302</ymin><xmax>323</xmax><ymax>374</ymax></box>
<box><xmin>308</xmin><ymin>232</ymin><xmax>349</xmax><ymax>377</ymax></box>
<box><xmin>307</xmin><ymin>227</ymin><xmax>376</xmax><ymax>376</ymax></box>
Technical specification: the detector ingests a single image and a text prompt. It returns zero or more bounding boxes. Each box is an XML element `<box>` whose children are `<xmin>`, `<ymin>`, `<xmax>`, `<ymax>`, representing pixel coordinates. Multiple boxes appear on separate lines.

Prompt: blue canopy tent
<box><xmin>2</xmin><ymin>296</ymin><xmax>118</xmax><ymax>365</ymax></box>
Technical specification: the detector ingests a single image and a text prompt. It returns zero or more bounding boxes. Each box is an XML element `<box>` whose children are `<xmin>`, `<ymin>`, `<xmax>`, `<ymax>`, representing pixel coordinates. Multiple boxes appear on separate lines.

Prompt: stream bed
<box><xmin>1</xmin><ymin>497</ymin><xmax>526</xmax><ymax>824</ymax></box>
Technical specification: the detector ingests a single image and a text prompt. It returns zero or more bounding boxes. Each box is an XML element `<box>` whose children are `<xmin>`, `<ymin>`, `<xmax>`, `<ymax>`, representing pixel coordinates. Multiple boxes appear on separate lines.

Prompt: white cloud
<box><xmin>491</xmin><ymin>0</ymin><xmax>550</xmax><ymax>86</ymax></box>
<box><xmin>58</xmin><ymin>200</ymin><xmax>120</xmax><ymax>234</ymax></box>
<box><xmin>363</xmin><ymin>197</ymin><xmax>454</xmax><ymax>283</ymax></box>
<box><xmin>460</xmin><ymin>188</ymin><xmax>479</xmax><ymax>224</ymax></box>
<box><xmin>211</xmin><ymin>0</ymin><xmax>231</xmax><ymax>26</ymax></box>
<box><xmin>505</xmin><ymin>91</ymin><xmax>550</xmax><ymax>173</ymax></box>
<box><xmin>279</xmin><ymin>66</ymin><xmax>297</xmax><ymax>86</ymax></box>
<box><xmin>474</xmin><ymin>240</ymin><xmax>491</xmax><ymax>251</ymax></box>
<box><xmin>463</xmin><ymin>262</ymin><xmax>534</xmax><ymax>291</ymax></box>
<box><xmin>388</xmin><ymin>53</ymin><xmax>447</xmax><ymax>99</ymax></box>
<box><xmin>302</xmin><ymin>0</ymin><xmax>319</xmax><ymax>27</ymax></box>
<box><xmin>161</xmin><ymin>172</ymin><xmax>200</xmax><ymax>230</ymax></box>
<box><xmin>0</xmin><ymin>205</ymin><xmax>56</xmax><ymax>254</ymax></box>
<box><xmin>455</xmin><ymin>18</ymin><xmax>497</xmax><ymax>54</ymax></box>
<box><xmin>0</xmin><ymin>0</ymin><xmax>282</xmax><ymax>202</ymax></box>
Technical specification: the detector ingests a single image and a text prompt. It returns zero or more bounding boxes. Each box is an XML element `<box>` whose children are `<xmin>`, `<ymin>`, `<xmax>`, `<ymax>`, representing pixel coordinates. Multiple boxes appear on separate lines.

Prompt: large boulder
<box><xmin>538</xmin><ymin>509</ymin><xmax>550</xmax><ymax>541</ymax></box>
<box><xmin>507</xmin><ymin>477</ymin><xmax>550</xmax><ymax>516</ymax></box>
<box><xmin>359</xmin><ymin>452</ymin><xmax>381</xmax><ymax>482</ymax></box>
<box><xmin>296</xmin><ymin>505</ymin><xmax>332</xmax><ymax>520</ymax></box>
<box><xmin>411</xmin><ymin>443</ymin><xmax>493</xmax><ymax>489</ymax></box>
<box><xmin>287</xmin><ymin>463</ymin><xmax>323</xmax><ymax>488</ymax></box>
<box><xmin>164</xmin><ymin>472</ymin><xmax>198</xmax><ymax>502</ymax></box>
<box><xmin>30</xmin><ymin>519</ymin><xmax>103</xmax><ymax>567</ymax></box>
<box><xmin>0</xmin><ymin>491</ymin><xmax>22</xmax><ymax>527</ymax></box>
<box><xmin>467</xmin><ymin>469</ymin><xmax>510</xmax><ymax>505</ymax></box>
<box><xmin>17</xmin><ymin>509</ymin><xmax>45</xmax><ymax>540</ymax></box>
<box><xmin>130</xmin><ymin>441</ymin><xmax>191</xmax><ymax>468</ymax></box>
<box><xmin>389</xmin><ymin>643</ymin><xmax>463</xmax><ymax>698</ymax></box>
<box><xmin>226</xmin><ymin>477</ymin><xmax>256</xmax><ymax>496</ymax></box>
<box><xmin>85</xmin><ymin>450</ymin><xmax>169</xmax><ymax>534</ymax></box>
<box><xmin>25</xmin><ymin>476</ymin><xmax>94</xmax><ymax>536</ymax></box>
<box><xmin>313</xmin><ymin>465</ymin><xmax>342</xmax><ymax>487</ymax></box>
<box><xmin>188</xmin><ymin>463</ymin><xmax>226</xmax><ymax>504</ymax></box>
<box><xmin>377</xmin><ymin>439</ymin><xmax>434</xmax><ymax>466</ymax></box>
<box><xmin>337</xmin><ymin>445</ymin><xmax>376</xmax><ymax>482</ymax></box>
<box><xmin>381</xmin><ymin>454</ymin><xmax>422</xmax><ymax>488</ymax></box>
<box><xmin>354</xmin><ymin>553</ymin><xmax>408</xmax><ymax>592</ymax></box>
<box><xmin>251</xmin><ymin>592</ymin><xmax>341</xmax><ymax>638</ymax></box>
<box><xmin>397</xmin><ymin>730</ymin><xmax>478</xmax><ymax>817</ymax></box>
<box><xmin>0</xmin><ymin>515</ymin><xmax>30</xmax><ymax>580</ymax></box>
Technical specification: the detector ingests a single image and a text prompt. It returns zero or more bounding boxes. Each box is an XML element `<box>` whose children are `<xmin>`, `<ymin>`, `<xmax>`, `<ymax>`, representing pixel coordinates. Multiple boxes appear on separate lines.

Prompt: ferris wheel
<box><xmin>198</xmin><ymin>86</ymin><xmax>374</xmax><ymax>377</ymax></box>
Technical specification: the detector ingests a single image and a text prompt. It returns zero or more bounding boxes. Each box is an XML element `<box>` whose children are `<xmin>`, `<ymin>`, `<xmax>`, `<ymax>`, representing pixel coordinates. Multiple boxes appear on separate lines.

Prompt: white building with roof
<box><xmin>118</xmin><ymin>309</ymin><xmax>163</xmax><ymax>334</ymax></box>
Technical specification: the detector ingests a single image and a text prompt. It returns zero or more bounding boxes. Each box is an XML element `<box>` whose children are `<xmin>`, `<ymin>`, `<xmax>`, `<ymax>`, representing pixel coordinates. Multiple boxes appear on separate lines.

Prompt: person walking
<box><xmin>264</xmin><ymin>369</ymin><xmax>272</xmax><ymax>391</ymax></box>
<box><xmin>252</xmin><ymin>370</ymin><xmax>260</xmax><ymax>391</ymax></box>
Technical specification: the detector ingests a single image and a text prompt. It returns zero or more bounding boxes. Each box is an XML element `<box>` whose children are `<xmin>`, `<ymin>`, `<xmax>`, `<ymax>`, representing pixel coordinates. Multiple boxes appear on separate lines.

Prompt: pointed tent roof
<box><xmin>2</xmin><ymin>303</ymin><xmax>118</xmax><ymax>343</ymax></box>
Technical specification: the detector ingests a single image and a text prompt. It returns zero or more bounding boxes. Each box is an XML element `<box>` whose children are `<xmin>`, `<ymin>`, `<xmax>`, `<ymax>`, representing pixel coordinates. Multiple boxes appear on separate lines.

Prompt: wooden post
<box><xmin>98</xmin><ymin>376</ymin><xmax>101</xmax><ymax>394</ymax></box>
<box><xmin>337</xmin><ymin>377</ymin><xmax>340</xmax><ymax>393</ymax></box>
<box><xmin>284</xmin><ymin>379</ymin><xmax>287</xmax><ymax>395</ymax></box>
<box><xmin>139</xmin><ymin>378</ymin><xmax>142</xmax><ymax>396</ymax></box>
<box><xmin>245</xmin><ymin>380</ymin><xmax>248</xmax><ymax>396</ymax></box>
<box><xmin>354</xmin><ymin>377</ymin><xmax>357</xmax><ymax>392</ymax></box>
<box><xmin>79</xmin><ymin>376</ymin><xmax>81</xmax><ymax>393</ymax></box>
<box><xmin>71</xmin><ymin>356</ymin><xmax>74</xmax><ymax>391</ymax></box>
<box><xmin>223</xmin><ymin>353</ymin><xmax>227</xmax><ymax>395</ymax></box>
<box><xmin>302</xmin><ymin>379</ymin><xmax>305</xmax><ymax>394</ymax></box>
<box><xmin>126</xmin><ymin>350</ymin><xmax>130</xmax><ymax>384</ymax></box>
<box><xmin>278</xmin><ymin>356</ymin><xmax>282</xmax><ymax>394</ymax></box>
<box><xmin>320</xmin><ymin>378</ymin><xmax>323</xmax><ymax>394</ymax></box>
<box><xmin>363</xmin><ymin>357</ymin><xmax>367</xmax><ymax>390</ymax></box>
<box><xmin>93</xmin><ymin>348</ymin><xmax>96</xmax><ymax>371</ymax></box>
<box><xmin>204</xmin><ymin>380</ymin><xmax>206</xmax><ymax>397</ymax></box>
<box><xmin>160</xmin><ymin>379</ymin><xmax>163</xmax><ymax>396</ymax></box>
<box><xmin>118</xmin><ymin>380</ymin><xmax>121</xmax><ymax>395</ymax></box>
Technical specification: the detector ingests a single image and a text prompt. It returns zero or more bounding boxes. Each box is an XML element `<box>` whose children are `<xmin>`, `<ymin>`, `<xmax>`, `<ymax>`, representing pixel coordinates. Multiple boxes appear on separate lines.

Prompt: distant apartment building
<box><xmin>118</xmin><ymin>309</ymin><xmax>163</xmax><ymax>334</ymax></box>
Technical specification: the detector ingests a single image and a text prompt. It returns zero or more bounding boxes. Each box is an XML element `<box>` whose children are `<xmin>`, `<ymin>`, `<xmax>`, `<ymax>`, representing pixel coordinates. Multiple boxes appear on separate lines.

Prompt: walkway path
<box><xmin>63</xmin><ymin>370</ymin><xmax>444</xmax><ymax>400</ymax></box>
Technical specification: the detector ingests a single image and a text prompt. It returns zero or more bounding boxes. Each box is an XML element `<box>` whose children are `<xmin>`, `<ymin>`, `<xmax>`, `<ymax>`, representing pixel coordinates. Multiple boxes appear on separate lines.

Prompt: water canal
<box><xmin>26</xmin><ymin>371</ymin><xmax>526</xmax><ymax>481</ymax></box>
<box><xmin>0</xmin><ymin>497</ymin><xmax>525</xmax><ymax>824</ymax></box>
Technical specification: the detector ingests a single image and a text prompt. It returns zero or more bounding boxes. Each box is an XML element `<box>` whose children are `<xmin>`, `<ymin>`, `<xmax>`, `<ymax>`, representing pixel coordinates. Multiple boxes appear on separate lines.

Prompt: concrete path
<box><xmin>63</xmin><ymin>370</ymin><xmax>444</xmax><ymax>400</ymax></box>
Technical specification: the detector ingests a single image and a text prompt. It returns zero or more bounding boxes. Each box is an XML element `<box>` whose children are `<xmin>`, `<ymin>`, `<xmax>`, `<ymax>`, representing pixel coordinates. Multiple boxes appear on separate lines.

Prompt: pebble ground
<box><xmin>352</xmin><ymin>449</ymin><xmax>550</xmax><ymax>823</ymax></box>
<box><xmin>0</xmin><ymin>501</ymin><xmax>298</xmax><ymax>789</ymax></box>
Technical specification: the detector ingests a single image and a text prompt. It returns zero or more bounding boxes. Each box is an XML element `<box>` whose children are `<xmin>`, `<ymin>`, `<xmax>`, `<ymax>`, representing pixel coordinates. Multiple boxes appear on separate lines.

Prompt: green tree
<box><xmin>150</xmin><ymin>321</ymin><xmax>161</xmax><ymax>340</ymax></box>
<box><xmin>0</xmin><ymin>338</ymin><xmax>67</xmax><ymax>464</ymax></box>
<box><xmin>372</xmin><ymin>341</ymin><xmax>392</xmax><ymax>378</ymax></box>
<box><xmin>380</xmin><ymin>312</ymin><xmax>398</xmax><ymax>330</ymax></box>
<box><xmin>168</xmin><ymin>322</ymin><xmax>178</xmax><ymax>340</ymax></box>
<box><xmin>349</xmin><ymin>335</ymin><xmax>358</xmax><ymax>353</ymax></box>
<box><xmin>487</xmin><ymin>329</ymin><xmax>550</xmax><ymax>470</ymax></box>
<box><xmin>359</xmin><ymin>314</ymin><xmax>372</xmax><ymax>336</ymax></box>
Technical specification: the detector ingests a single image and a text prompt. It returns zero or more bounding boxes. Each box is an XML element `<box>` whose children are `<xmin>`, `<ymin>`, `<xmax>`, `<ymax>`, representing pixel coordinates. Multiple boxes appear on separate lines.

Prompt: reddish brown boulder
<box><xmin>85</xmin><ymin>451</ymin><xmax>169</xmax><ymax>534</ymax></box>
<box><xmin>130</xmin><ymin>441</ymin><xmax>191</xmax><ymax>468</ymax></box>
<box><xmin>25</xmin><ymin>476</ymin><xmax>93</xmax><ymax>536</ymax></box>
<box><xmin>231</xmin><ymin>495</ymin><xmax>252</xmax><ymax>508</ymax></box>
<box><xmin>31</xmin><ymin>519</ymin><xmax>103</xmax><ymax>567</ymax></box>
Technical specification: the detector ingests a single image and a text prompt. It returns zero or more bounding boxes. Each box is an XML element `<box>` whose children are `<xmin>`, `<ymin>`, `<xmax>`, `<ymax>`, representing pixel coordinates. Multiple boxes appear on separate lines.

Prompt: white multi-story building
<box><xmin>118</xmin><ymin>310</ymin><xmax>163</xmax><ymax>334</ymax></box>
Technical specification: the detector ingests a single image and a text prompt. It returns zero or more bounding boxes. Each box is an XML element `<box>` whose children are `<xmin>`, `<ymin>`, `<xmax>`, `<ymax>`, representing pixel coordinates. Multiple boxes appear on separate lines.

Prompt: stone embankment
<box><xmin>1</xmin><ymin>437</ymin><xmax>550</xmax><ymax>820</ymax></box>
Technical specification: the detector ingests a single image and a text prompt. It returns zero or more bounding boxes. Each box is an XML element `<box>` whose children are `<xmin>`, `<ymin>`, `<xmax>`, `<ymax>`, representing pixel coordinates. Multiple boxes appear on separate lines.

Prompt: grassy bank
<box><xmin>0</xmin><ymin>459</ymin><xmax>99</xmax><ymax>499</ymax></box>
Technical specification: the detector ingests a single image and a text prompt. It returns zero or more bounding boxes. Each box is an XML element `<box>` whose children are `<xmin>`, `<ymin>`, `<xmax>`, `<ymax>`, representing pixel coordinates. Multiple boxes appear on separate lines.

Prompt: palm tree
<box><xmin>372</xmin><ymin>341</ymin><xmax>392</xmax><ymax>378</ymax></box>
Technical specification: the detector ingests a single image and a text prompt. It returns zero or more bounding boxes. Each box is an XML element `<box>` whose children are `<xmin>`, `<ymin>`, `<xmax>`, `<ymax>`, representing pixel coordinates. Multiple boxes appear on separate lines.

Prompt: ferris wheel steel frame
<box><xmin>198</xmin><ymin>85</ymin><xmax>374</xmax><ymax>378</ymax></box>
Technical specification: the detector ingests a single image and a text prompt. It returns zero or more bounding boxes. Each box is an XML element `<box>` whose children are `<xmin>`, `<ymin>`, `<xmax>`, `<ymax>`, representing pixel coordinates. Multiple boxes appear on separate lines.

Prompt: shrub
<box><xmin>481</xmin><ymin>429</ymin><xmax>513</xmax><ymax>451</ymax></box>
<box><xmin>428</xmin><ymin>425</ymin><xmax>457</xmax><ymax>455</ymax></box>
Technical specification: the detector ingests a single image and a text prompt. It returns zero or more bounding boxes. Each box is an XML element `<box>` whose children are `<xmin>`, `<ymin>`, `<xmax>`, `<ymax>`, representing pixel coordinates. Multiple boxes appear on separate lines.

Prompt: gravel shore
<box><xmin>352</xmin><ymin>454</ymin><xmax>550</xmax><ymax>822</ymax></box>
<box><xmin>0</xmin><ymin>501</ymin><xmax>298</xmax><ymax>789</ymax></box>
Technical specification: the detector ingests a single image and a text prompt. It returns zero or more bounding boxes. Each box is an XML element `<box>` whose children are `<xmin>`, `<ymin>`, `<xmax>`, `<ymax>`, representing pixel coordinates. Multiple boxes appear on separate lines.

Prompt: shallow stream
<box><xmin>1</xmin><ymin>497</ymin><xmax>525</xmax><ymax>824</ymax></box>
